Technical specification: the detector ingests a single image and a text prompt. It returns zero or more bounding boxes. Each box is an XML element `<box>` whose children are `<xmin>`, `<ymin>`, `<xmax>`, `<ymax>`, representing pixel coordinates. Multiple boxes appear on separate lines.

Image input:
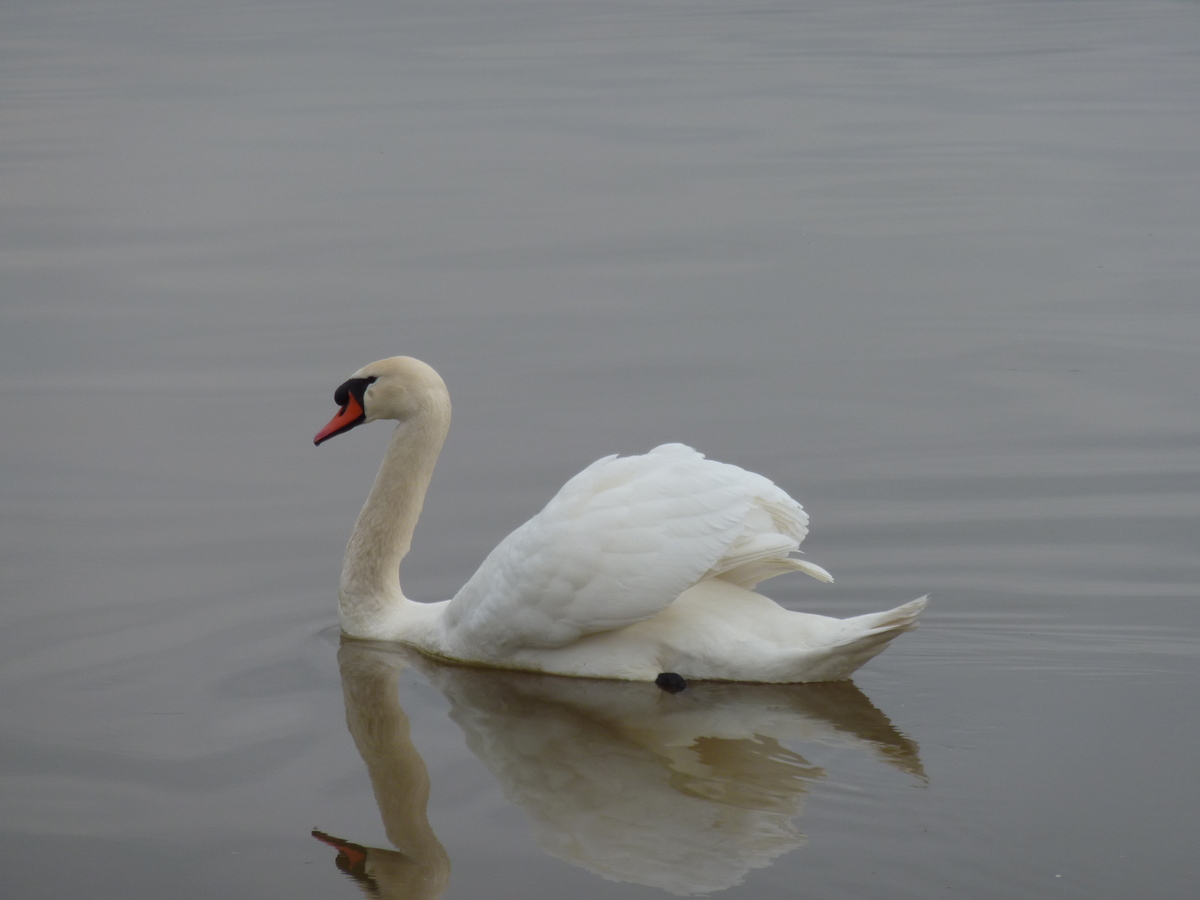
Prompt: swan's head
<box><xmin>314</xmin><ymin>356</ymin><xmax>449</xmax><ymax>446</ymax></box>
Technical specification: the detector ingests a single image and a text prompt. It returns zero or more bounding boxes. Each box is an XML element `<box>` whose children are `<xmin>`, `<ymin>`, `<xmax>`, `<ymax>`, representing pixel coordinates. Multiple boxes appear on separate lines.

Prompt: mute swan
<box><xmin>315</xmin><ymin>356</ymin><xmax>926</xmax><ymax>683</ymax></box>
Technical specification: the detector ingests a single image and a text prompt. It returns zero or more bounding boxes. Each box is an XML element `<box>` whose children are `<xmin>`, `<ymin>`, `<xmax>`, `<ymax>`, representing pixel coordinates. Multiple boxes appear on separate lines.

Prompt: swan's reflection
<box><xmin>317</xmin><ymin>639</ymin><xmax>924</xmax><ymax>896</ymax></box>
<box><xmin>314</xmin><ymin>643</ymin><xmax>450</xmax><ymax>900</ymax></box>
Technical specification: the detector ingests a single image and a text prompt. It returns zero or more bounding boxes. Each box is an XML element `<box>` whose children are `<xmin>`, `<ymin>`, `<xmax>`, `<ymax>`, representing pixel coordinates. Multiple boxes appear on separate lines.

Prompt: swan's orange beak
<box><xmin>314</xmin><ymin>394</ymin><xmax>365</xmax><ymax>446</ymax></box>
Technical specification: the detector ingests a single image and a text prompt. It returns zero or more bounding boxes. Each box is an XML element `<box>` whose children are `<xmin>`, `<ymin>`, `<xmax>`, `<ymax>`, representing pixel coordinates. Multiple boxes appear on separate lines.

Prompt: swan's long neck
<box><xmin>339</xmin><ymin>392</ymin><xmax>450</xmax><ymax>638</ymax></box>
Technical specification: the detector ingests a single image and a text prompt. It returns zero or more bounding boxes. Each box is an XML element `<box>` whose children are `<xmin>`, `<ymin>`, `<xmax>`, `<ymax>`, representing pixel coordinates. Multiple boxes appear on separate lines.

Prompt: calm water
<box><xmin>3</xmin><ymin>0</ymin><xmax>1199</xmax><ymax>896</ymax></box>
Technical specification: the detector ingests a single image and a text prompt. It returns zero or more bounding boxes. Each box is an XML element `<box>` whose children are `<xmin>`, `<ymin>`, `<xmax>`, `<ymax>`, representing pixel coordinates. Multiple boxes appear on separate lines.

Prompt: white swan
<box><xmin>314</xmin><ymin>356</ymin><xmax>926</xmax><ymax>683</ymax></box>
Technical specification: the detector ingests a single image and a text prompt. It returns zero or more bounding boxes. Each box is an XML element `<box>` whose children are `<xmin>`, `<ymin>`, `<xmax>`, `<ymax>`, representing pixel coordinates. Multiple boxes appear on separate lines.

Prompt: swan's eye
<box><xmin>334</xmin><ymin>376</ymin><xmax>378</xmax><ymax>409</ymax></box>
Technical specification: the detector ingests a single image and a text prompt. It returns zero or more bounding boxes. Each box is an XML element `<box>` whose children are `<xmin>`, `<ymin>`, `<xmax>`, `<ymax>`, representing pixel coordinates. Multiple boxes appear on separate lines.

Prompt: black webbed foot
<box><xmin>655</xmin><ymin>672</ymin><xmax>687</xmax><ymax>693</ymax></box>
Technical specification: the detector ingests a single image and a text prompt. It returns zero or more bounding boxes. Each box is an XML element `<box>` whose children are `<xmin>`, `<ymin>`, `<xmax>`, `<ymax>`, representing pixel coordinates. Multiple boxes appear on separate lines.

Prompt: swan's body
<box><xmin>315</xmin><ymin>356</ymin><xmax>925</xmax><ymax>683</ymax></box>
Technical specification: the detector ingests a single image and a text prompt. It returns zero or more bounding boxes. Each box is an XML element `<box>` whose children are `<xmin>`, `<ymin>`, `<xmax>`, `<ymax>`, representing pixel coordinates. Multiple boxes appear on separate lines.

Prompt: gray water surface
<box><xmin>3</xmin><ymin>1</ymin><xmax>1199</xmax><ymax>897</ymax></box>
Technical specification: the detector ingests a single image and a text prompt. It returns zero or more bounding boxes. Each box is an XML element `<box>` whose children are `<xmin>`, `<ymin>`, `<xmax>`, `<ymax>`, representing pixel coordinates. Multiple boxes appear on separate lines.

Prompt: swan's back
<box><xmin>441</xmin><ymin>444</ymin><xmax>830</xmax><ymax>656</ymax></box>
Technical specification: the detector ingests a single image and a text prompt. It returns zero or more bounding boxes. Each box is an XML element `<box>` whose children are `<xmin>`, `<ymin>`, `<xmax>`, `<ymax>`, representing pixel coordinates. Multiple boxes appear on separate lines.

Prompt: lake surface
<box><xmin>3</xmin><ymin>0</ymin><xmax>1199</xmax><ymax>896</ymax></box>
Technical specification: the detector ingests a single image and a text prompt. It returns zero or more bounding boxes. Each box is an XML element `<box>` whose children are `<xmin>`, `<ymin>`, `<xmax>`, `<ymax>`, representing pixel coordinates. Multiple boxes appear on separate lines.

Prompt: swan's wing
<box><xmin>443</xmin><ymin>444</ymin><xmax>830</xmax><ymax>653</ymax></box>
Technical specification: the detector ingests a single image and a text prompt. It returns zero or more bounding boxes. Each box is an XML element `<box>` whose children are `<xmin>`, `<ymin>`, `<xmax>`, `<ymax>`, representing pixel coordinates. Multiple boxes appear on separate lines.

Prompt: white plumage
<box><xmin>315</xmin><ymin>356</ymin><xmax>925</xmax><ymax>683</ymax></box>
<box><xmin>446</xmin><ymin>444</ymin><xmax>830</xmax><ymax>652</ymax></box>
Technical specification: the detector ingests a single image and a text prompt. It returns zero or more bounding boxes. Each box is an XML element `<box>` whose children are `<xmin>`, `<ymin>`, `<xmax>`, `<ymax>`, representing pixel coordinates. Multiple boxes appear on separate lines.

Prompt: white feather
<box><xmin>444</xmin><ymin>444</ymin><xmax>825</xmax><ymax>654</ymax></box>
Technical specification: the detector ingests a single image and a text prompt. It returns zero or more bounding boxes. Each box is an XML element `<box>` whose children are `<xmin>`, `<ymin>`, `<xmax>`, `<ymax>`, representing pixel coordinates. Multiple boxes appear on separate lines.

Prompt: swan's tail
<box><xmin>800</xmin><ymin>595</ymin><xmax>928</xmax><ymax>682</ymax></box>
<box><xmin>841</xmin><ymin>595</ymin><xmax>928</xmax><ymax>639</ymax></box>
